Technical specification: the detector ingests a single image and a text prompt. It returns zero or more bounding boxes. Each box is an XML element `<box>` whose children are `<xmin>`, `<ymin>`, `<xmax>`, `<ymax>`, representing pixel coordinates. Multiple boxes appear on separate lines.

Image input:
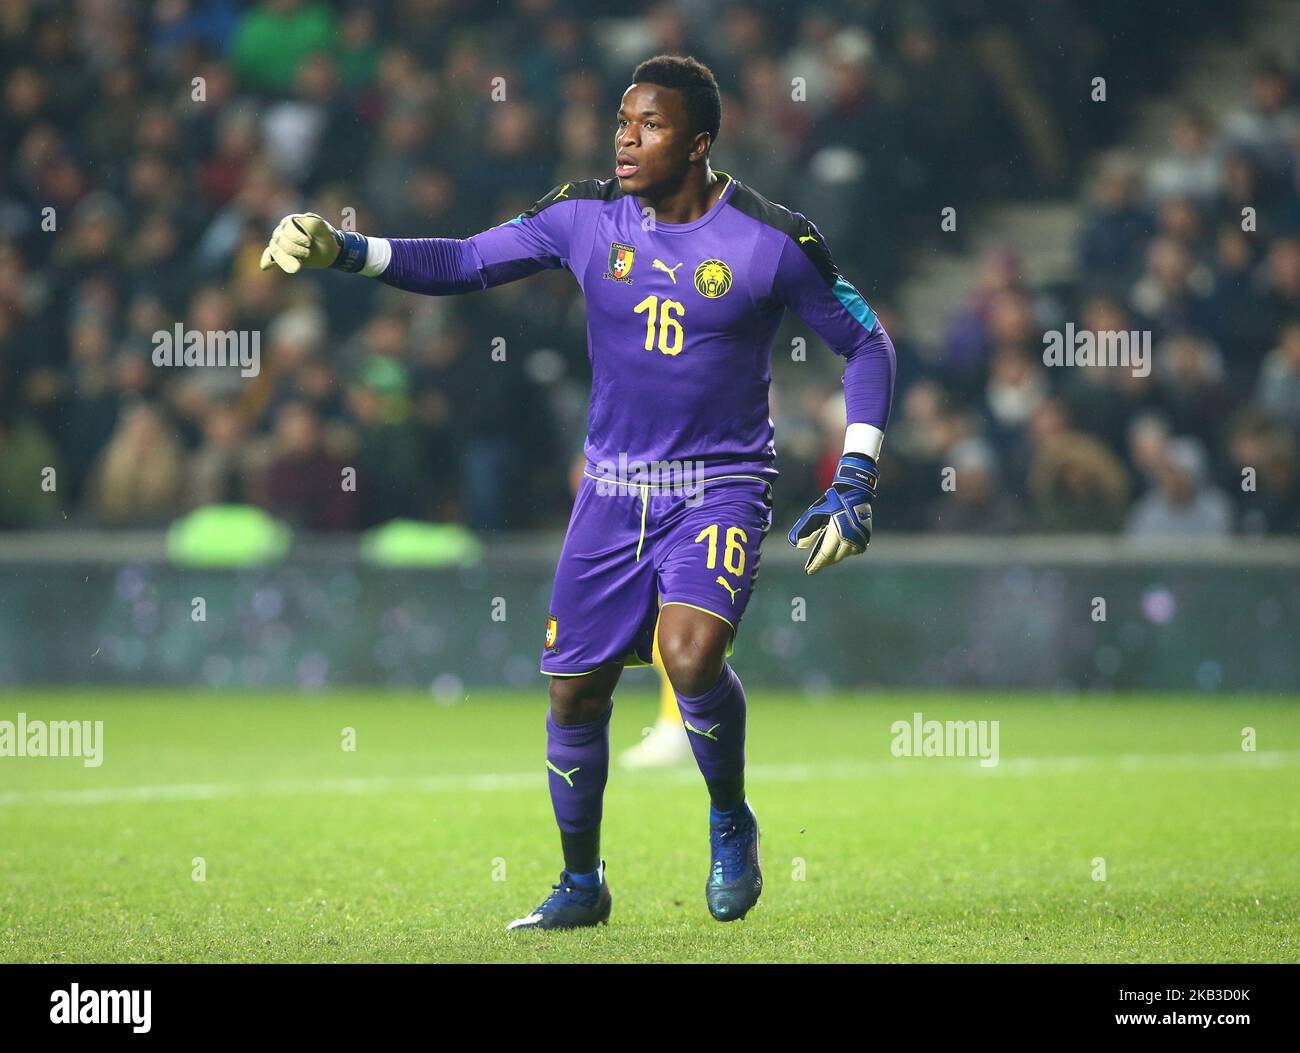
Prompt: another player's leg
<box><xmin>619</xmin><ymin>619</ymin><xmax>691</xmax><ymax>768</ymax></box>
<box><xmin>507</xmin><ymin>663</ymin><xmax>622</xmax><ymax>930</ymax></box>
<box><xmin>657</xmin><ymin>603</ymin><xmax>762</xmax><ymax>922</ymax></box>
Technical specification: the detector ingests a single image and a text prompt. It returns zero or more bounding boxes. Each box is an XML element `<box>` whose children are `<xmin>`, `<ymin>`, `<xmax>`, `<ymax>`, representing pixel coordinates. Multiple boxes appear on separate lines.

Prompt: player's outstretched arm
<box><xmin>258</xmin><ymin>212</ymin><xmax>488</xmax><ymax>293</ymax></box>
<box><xmin>259</xmin><ymin>183</ymin><xmax>580</xmax><ymax>295</ymax></box>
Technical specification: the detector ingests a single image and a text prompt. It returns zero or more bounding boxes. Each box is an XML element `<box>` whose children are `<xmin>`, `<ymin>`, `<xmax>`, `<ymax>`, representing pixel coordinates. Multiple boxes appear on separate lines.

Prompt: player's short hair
<box><xmin>630</xmin><ymin>55</ymin><xmax>721</xmax><ymax>150</ymax></box>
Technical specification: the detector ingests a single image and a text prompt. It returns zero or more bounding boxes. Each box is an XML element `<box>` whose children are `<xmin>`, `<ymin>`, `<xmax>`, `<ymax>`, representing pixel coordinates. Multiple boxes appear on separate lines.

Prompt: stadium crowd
<box><xmin>863</xmin><ymin>56</ymin><xmax>1300</xmax><ymax>538</ymax></box>
<box><xmin>0</xmin><ymin>0</ymin><xmax>1293</xmax><ymax>536</ymax></box>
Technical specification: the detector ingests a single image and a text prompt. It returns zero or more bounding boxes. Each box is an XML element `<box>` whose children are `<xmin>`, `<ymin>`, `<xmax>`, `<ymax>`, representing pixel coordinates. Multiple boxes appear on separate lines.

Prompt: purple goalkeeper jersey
<box><xmin>376</xmin><ymin>172</ymin><xmax>896</xmax><ymax>481</ymax></box>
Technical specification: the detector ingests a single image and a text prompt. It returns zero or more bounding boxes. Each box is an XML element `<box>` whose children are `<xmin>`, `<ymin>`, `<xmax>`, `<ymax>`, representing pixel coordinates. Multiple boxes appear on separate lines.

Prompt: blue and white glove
<box><xmin>788</xmin><ymin>453</ymin><xmax>878</xmax><ymax>576</ymax></box>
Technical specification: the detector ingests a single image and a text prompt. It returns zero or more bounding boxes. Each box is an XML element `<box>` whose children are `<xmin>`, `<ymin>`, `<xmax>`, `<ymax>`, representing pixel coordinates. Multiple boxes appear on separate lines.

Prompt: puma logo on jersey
<box><xmin>554</xmin><ymin>183</ymin><xmax>571</xmax><ymax>200</ymax></box>
<box><xmin>546</xmin><ymin>760</ymin><xmax>580</xmax><ymax>787</ymax></box>
<box><xmin>715</xmin><ymin>576</ymin><xmax>740</xmax><ymax>602</ymax></box>
<box><xmin>653</xmin><ymin>259</ymin><xmax>683</xmax><ymax>283</ymax></box>
<box><xmin>799</xmin><ymin>233</ymin><xmax>817</xmax><ymax>243</ymax></box>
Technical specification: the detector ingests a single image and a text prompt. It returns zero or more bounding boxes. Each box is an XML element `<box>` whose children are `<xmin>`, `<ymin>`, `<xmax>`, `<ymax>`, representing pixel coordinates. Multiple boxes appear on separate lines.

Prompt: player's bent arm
<box><xmin>787</xmin><ymin>335</ymin><xmax>890</xmax><ymax>575</ymax></box>
<box><xmin>773</xmin><ymin>219</ymin><xmax>896</xmax><ymax>574</ymax></box>
<box><xmin>770</xmin><ymin>220</ymin><xmax>897</xmax><ymax>442</ymax></box>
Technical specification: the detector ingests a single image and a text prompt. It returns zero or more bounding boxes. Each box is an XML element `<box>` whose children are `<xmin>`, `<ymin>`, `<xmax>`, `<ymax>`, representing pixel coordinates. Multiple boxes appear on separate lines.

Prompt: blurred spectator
<box><xmin>1253</xmin><ymin>320</ymin><xmax>1300</xmax><ymax>426</ymax></box>
<box><xmin>1127</xmin><ymin>412</ymin><xmax>1173</xmax><ymax>489</ymax></box>
<box><xmin>932</xmin><ymin>437</ymin><xmax>1021</xmax><ymax>534</ymax></box>
<box><xmin>230</xmin><ymin>0</ymin><xmax>337</xmax><ymax>94</ymax></box>
<box><xmin>344</xmin><ymin>358</ymin><xmax>431</xmax><ymax>527</ymax></box>
<box><xmin>84</xmin><ymin>402</ymin><xmax>185</xmax><ymax>525</ymax></box>
<box><xmin>0</xmin><ymin>412</ymin><xmax>63</xmax><ymax>527</ymax></box>
<box><xmin>941</xmin><ymin>249</ymin><xmax>1028</xmax><ymax>384</ymax></box>
<box><xmin>985</xmin><ymin>344</ymin><xmax>1048</xmax><ymax>438</ymax></box>
<box><xmin>1251</xmin><ymin>237</ymin><xmax>1300</xmax><ymax>363</ymax></box>
<box><xmin>1130</xmin><ymin>235</ymin><xmax>1214</xmax><ymax>334</ymax></box>
<box><xmin>1206</xmin><ymin>223</ymin><xmax>1265</xmax><ymax>367</ymax></box>
<box><xmin>188</xmin><ymin>401</ymin><xmax>251</xmax><ymax>508</ymax></box>
<box><xmin>1153</xmin><ymin>332</ymin><xmax>1229</xmax><ymax>448</ymax></box>
<box><xmin>1079</xmin><ymin>154</ymin><xmax>1153</xmax><ymax>286</ymax></box>
<box><xmin>1227</xmin><ymin>413</ymin><xmax>1300</xmax><ymax>534</ymax></box>
<box><xmin>1126</xmin><ymin>437</ymin><xmax>1232</xmax><ymax>537</ymax></box>
<box><xmin>1147</xmin><ymin>105</ymin><xmax>1222</xmax><ymax>203</ymax></box>
<box><xmin>878</xmin><ymin>379</ymin><xmax>967</xmax><ymax>531</ymax></box>
<box><xmin>1058</xmin><ymin>293</ymin><xmax>1153</xmax><ymax>455</ymax></box>
<box><xmin>1223</xmin><ymin>59</ymin><xmax>1298</xmax><ymax>183</ymax></box>
<box><xmin>256</xmin><ymin>400</ymin><xmax>355</xmax><ymax>531</ymax></box>
<box><xmin>1027</xmin><ymin>400</ymin><xmax>1131</xmax><ymax>532</ymax></box>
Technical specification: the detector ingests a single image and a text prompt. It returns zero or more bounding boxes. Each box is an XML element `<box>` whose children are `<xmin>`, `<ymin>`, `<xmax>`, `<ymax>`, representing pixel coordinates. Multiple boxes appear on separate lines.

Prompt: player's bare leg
<box><xmin>507</xmin><ymin>663</ymin><xmax>623</xmax><ymax>930</ymax></box>
<box><xmin>656</xmin><ymin>603</ymin><xmax>763</xmax><ymax>921</ymax></box>
<box><xmin>620</xmin><ymin>618</ymin><xmax>691</xmax><ymax>769</ymax></box>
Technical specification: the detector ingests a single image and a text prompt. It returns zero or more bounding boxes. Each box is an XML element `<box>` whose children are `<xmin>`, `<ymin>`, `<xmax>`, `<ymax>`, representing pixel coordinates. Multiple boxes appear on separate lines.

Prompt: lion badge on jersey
<box><xmin>694</xmin><ymin>258</ymin><xmax>733</xmax><ymax>298</ymax></box>
<box><xmin>545</xmin><ymin>614</ymin><xmax>559</xmax><ymax>651</ymax></box>
<box><xmin>603</xmin><ymin>242</ymin><xmax>636</xmax><ymax>283</ymax></box>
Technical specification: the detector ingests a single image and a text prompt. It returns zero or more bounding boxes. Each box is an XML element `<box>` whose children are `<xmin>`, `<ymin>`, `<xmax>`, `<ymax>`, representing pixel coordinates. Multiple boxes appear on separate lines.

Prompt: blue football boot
<box><xmin>506</xmin><ymin>861</ymin><xmax>611</xmax><ymax>930</ymax></box>
<box><xmin>706</xmin><ymin>801</ymin><xmax>762</xmax><ymax>921</ymax></box>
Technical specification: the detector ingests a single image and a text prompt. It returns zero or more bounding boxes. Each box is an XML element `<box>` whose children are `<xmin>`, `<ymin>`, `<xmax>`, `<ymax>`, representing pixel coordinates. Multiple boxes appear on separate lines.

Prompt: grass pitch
<box><xmin>1</xmin><ymin>688</ymin><xmax>1297</xmax><ymax>963</ymax></box>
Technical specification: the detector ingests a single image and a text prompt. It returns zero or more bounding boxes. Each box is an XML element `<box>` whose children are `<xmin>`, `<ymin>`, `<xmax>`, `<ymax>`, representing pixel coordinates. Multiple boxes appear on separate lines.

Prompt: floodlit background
<box><xmin>0</xmin><ymin>0</ymin><xmax>1296</xmax><ymax>964</ymax></box>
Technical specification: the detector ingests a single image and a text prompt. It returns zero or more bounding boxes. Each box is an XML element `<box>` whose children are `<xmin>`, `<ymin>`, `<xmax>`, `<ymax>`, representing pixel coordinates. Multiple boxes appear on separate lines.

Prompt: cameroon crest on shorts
<box><xmin>545</xmin><ymin>614</ymin><xmax>559</xmax><ymax>651</ymax></box>
<box><xmin>603</xmin><ymin>242</ymin><xmax>636</xmax><ymax>283</ymax></box>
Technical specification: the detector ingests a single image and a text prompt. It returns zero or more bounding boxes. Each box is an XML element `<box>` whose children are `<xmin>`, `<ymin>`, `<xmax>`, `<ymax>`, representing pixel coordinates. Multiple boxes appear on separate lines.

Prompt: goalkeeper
<box><xmin>259</xmin><ymin>55</ymin><xmax>895</xmax><ymax>930</ymax></box>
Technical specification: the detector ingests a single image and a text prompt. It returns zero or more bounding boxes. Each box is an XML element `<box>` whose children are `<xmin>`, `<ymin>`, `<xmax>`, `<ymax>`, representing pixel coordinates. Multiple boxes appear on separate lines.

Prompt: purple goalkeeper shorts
<box><xmin>540</xmin><ymin>469</ymin><xmax>774</xmax><ymax>676</ymax></box>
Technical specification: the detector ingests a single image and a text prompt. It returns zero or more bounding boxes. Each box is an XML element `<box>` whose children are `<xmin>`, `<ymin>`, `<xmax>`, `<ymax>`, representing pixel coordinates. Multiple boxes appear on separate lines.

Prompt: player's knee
<box><xmin>548</xmin><ymin>676</ymin><xmax>613</xmax><ymax>726</ymax></box>
<box><xmin>657</xmin><ymin>629</ymin><xmax>726</xmax><ymax>698</ymax></box>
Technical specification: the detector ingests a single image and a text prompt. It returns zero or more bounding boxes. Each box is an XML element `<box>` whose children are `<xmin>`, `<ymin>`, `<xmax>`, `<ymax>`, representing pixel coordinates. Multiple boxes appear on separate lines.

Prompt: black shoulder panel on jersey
<box><xmin>518</xmin><ymin>178</ymin><xmax>624</xmax><ymax>218</ymax></box>
<box><xmin>726</xmin><ymin>179</ymin><xmax>841</xmax><ymax>287</ymax></box>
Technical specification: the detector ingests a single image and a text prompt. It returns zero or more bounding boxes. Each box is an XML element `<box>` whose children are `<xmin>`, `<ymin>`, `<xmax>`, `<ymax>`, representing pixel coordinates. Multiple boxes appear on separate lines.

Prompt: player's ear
<box><xmin>689</xmin><ymin>131</ymin><xmax>712</xmax><ymax>163</ymax></box>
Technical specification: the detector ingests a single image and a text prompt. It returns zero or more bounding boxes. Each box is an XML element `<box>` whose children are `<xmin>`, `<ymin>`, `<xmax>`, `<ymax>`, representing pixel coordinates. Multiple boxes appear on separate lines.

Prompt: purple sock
<box><xmin>545</xmin><ymin>706</ymin><xmax>611</xmax><ymax>835</ymax></box>
<box><xmin>675</xmin><ymin>664</ymin><xmax>747</xmax><ymax>787</ymax></box>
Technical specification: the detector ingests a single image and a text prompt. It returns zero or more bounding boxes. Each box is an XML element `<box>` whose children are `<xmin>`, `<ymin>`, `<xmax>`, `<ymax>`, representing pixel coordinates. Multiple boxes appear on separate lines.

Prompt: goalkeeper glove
<box><xmin>788</xmin><ymin>452</ymin><xmax>879</xmax><ymax>576</ymax></box>
<box><xmin>259</xmin><ymin>213</ymin><xmax>370</xmax><ymax>273</ymax></box>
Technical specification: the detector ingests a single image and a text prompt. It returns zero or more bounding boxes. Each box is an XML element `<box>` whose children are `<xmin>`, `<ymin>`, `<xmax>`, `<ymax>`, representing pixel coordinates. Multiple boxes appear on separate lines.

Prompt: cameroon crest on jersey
<box><xmin>603</xmin><ymin>242</ymin><xmax>636</xmax><ymax>283</ymax></box>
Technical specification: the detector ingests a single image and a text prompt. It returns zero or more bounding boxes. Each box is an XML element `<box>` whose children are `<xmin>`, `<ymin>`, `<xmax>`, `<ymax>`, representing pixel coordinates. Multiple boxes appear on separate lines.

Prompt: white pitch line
<box><xmin>0</xmin><ymin>750</ymin><xmax>1296</xmax><ymax>808</ymax></box>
